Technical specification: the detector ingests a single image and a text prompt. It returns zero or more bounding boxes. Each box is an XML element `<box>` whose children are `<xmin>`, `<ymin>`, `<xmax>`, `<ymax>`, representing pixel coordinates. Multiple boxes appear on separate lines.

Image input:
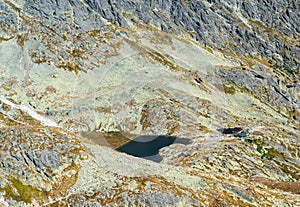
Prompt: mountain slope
<box><xmin>0</xmin><ymin>0</ymin><xmax>299</xmax><ymax>206</ymax></box>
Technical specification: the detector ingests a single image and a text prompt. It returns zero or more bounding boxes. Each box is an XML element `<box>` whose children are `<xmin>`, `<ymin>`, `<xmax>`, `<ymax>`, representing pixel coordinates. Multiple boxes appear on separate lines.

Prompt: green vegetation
<box><xmin>245</xmin><ymin>138</ymin><xmax>264</xmax><ymax>158</ymax></box>
<box><xmin>244</xmin><ymin>138</ymin><xmax>278</xmax><ymax>160</ymax></box>
<box><xmin>0</xmin><ymin>177</ymin><xmax>48</xmax><ymax>203</ymax></box>
<box><xmin>223</xmin><ymin>85</ymin><xmax>236</xmax><ymax>95</ymax></box>
<box><xmin>214</xmin><ymin>84</ymin><xmax>236</xmax><ymax>95</ymax></box>
<box><xmin>243</xmin><ymin>138</ymin><xmax>299</xmax><ymax>180</ymax></box>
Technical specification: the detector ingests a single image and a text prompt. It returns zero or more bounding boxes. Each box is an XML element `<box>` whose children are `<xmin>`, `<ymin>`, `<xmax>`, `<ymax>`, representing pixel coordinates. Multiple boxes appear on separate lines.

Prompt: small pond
<box><xmin>80</xmin><ymin>132</ymin><xmax>191</xmax><ymax>163</ymax></box>
<box><xmin>116</xmin><ymin>135</ymin><xmax>191</xmax><ymax>162</ymax></box>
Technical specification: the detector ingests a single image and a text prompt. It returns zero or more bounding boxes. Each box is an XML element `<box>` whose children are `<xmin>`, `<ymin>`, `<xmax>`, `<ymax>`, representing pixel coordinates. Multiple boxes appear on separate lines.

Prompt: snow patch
<box><xmin>0</xmin><ymin>95</ymin><xmax>58</xmax><ymax>127</ymax></box>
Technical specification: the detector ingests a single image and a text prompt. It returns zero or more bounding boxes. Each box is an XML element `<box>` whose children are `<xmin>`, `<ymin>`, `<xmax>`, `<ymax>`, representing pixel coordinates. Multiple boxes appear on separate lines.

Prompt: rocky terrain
<box><xmin>0</xmin><ymin>0</ymin><xmax>299</xmax><ymax>206</ymax></box>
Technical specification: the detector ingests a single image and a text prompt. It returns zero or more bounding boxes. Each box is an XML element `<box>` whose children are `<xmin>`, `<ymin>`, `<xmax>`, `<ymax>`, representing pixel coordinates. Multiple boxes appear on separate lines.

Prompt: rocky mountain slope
<box><xmin>0</xmin><ymin>0</ymin><xmax>299</xmax><ymax>206</ymax></box>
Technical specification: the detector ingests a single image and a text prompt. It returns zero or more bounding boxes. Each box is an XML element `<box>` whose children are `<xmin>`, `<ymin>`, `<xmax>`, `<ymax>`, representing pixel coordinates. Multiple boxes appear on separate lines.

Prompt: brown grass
<box><xmin>255</xmin><ymin>178</ymin><xmax>300</xmax><ymax>194</ymax></box>
<box><xmin>81</xmin><ymin>131</ymin><xmax>130</xmax><ymax>149</ymax></box>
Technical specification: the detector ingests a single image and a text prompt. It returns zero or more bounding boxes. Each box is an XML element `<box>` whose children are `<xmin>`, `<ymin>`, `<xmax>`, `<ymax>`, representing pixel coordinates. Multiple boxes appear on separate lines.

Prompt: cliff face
<box><xmin>2</xmin><ymin>0</ymin><xmax>299</xmax><ymax>69</ymax></box>
<box><xmin>0</xmin><ymin>0</ymin><xmax>299</xmax><ymax>206</ymax></box>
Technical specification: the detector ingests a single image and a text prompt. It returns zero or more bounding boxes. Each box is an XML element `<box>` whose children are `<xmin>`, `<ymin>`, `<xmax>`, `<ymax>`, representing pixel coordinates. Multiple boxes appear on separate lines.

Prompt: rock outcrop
<box><xmin>0</xmin><ymin>0</ymin><xmax>299</xmax><ymax>206</ymax></box>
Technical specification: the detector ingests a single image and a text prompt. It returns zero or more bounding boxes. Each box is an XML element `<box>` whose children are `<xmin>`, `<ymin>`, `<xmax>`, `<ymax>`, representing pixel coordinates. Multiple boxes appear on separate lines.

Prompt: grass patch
<box><xmin>214</xmin><ymin>84</ymin><xmax>236</xmax><ymax>95</ymax></box>
<box><xmin>0</xmin><ymin>177</ymin><xmax>48</xmax><ymax>203</ymax></box>
<box><xmin>223</xmin><ymin>85</ymin><xmax>236</xmax><ymax>95</ymax></box>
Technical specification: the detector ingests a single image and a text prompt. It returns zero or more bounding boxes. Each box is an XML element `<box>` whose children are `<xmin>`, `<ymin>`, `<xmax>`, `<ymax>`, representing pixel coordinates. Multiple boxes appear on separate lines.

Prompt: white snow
<box><xmin>0</xmin><ymin>95</ymin><xmax>58</xmax><ymax>127</ymax></box>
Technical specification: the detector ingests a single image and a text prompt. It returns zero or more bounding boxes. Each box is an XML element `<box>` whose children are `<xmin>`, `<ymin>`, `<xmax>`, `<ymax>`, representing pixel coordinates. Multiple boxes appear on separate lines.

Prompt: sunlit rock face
<box><xmin>0</xmin><ymin>0</ymin><xmax>299</xmax><ymax>206</ymax></box>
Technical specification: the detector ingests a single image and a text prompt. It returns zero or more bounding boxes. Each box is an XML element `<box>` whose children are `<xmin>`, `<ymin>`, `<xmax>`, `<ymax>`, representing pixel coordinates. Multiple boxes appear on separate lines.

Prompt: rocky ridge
<box><xmin>0</xmin><ymin>0</ymin><xmax>299</xmax><ymax>206</ymax></box>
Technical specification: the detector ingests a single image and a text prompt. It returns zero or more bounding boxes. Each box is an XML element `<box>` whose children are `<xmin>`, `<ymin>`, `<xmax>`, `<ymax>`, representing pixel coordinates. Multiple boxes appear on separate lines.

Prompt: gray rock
<box><xmin>3</xmin><ymin>0</ymin><xmax>298</xmax><ymax>69</ymax></box>
<box><xmin>40</xmin><ymin>150</ymin><xmax>60</xmax><ymax>168</ymax></box>
<box><xmin>231</xmin><ymin>186</ymin><xmax>253</xmax><ymax>203</ymax></box>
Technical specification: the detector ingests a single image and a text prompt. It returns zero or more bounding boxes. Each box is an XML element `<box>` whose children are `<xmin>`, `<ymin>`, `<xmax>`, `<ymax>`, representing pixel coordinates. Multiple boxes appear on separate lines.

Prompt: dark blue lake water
<box><xmin>116</xmin><ymin>135</ymin><xmax>191</xmax><ymax>162</ymax></box>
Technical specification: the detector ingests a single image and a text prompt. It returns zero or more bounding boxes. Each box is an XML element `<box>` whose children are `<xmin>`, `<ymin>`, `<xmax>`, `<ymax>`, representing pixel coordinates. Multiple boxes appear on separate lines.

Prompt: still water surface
<box><xmin>116</xmin><ymin>135</ymin><xmax>191</xmax><ymax>162</ymax></box>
